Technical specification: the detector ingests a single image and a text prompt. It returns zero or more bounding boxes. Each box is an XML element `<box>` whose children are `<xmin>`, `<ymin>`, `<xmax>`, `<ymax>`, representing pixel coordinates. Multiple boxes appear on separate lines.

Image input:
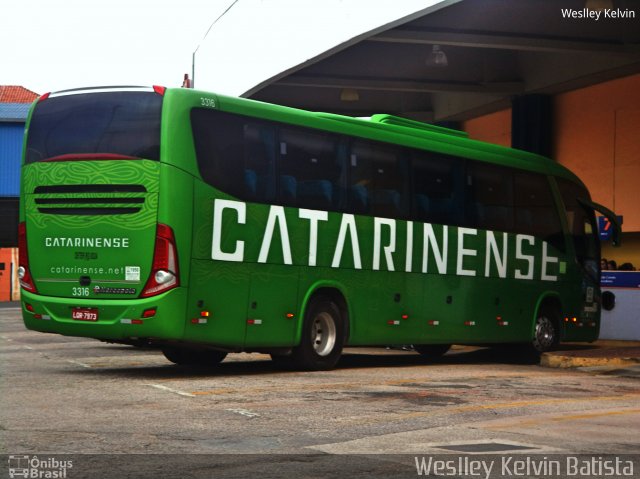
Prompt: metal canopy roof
<box><xmin>244</xmin><ymin>0</ymin><xmax>640</xmax><ymax>122</ymax></box>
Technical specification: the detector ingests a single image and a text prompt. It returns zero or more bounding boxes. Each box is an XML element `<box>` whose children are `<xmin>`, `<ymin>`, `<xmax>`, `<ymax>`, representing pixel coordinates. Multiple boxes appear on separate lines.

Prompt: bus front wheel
<box><xmin>531</xmin><ymin>313</ymin><xmax>559</xmax><ymax>353</ymax></box>
<box><xmin>162</xmin><ymin>347</ymin><xmax>227</xmax><ymax>366</ymax></box>
<box><xmin>291</xmin><ymin>295</ymin><xmax>344</xmax><ymax>371</ymax></box>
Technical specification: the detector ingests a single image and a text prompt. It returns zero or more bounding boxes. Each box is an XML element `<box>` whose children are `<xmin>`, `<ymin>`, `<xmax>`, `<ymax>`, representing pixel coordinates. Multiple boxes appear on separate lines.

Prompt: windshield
<box><xmin>25</xmin><ymin>91</ymin><xmax>162</xmax><ymax>164</ymax></box>
<box><xmin>557</xmin><ymin>178</ymin><xmax>599</xmax><ymax>282</ymax></box>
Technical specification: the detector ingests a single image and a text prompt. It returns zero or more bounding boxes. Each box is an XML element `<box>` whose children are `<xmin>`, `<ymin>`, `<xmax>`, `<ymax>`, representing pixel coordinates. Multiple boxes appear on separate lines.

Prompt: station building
<box><xmin>0</xmin><ymin>85</ymin><xmax>38</xmax><ymax>301</ymax></box>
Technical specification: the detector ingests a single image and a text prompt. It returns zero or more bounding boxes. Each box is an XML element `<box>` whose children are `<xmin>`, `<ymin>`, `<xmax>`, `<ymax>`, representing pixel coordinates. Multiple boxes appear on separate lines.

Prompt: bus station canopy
<box><xmin>243</xmin><ymin>0</ymin><xmax>640</xmax><ymax>122</ymax></box>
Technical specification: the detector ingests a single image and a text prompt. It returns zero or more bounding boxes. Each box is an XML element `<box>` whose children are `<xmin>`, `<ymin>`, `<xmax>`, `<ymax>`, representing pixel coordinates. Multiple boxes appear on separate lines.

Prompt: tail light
<box><xmin>140</xmin><ymin>224</ymin><xmax>179</xmax><ymax>298</ymax></box>
<box><xmin>18</xmin><ymin>222</ymin><xmax>37</xmax><ymax>293</ymax></box>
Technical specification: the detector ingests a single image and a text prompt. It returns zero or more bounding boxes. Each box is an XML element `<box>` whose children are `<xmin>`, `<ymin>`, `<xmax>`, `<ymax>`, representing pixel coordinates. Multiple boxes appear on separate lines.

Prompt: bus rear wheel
<box><xmin>162</xmin><ymin>347</ymin><xmax>227</xmax><ymax>366</ymax></box>
<box><xmin>291</xmin><ymin>295</ymin><xmax>344</xmax><ymax>371</ymax></box>
<box><xmin>413</xmin><ymin>344</ymin><xmax>451</xmax><ymax>359</ymax></box>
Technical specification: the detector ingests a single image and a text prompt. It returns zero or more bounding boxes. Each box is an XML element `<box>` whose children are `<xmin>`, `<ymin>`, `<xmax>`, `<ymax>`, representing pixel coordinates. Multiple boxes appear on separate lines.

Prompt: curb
<box><xmin>541</xmin><ymin>353</ymin><xmax>640</xmax><ymax>369</ymax></box>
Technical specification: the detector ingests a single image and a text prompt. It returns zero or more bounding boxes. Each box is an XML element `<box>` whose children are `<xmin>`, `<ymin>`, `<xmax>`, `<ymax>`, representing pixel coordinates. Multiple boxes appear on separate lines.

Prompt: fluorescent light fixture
<box><xmin>340</xmin><ymin>88</ymin><xmax>360</xmax><ymax>102</ymax></box>
<box><xmin>426</xmin><ymin>44</ymin><xmax>448</xmax><ymax>68</ymax></box>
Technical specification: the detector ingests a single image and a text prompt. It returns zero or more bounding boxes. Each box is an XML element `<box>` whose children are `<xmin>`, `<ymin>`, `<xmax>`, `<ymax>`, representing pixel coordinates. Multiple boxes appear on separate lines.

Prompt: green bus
<box><xmin>19</xmin><ymin>86</ymin><xmax>620</xmax><ymax>370</ymax></box>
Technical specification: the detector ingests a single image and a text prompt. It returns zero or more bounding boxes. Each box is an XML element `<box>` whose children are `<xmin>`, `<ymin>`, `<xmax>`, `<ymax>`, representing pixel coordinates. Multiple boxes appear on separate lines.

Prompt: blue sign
<box><xmin>598</xmin><ymin>216</ymin><xmax>622</xmax><ymax>241</ymax></box>
<box><xmin>601</xmin><ymin>271</ymin><xmax>640</xmax><ymax>289</ymax></box>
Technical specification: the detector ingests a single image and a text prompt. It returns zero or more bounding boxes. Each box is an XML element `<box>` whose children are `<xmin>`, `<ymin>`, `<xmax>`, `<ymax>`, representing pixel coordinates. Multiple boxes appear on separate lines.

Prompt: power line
<box><xmin>192</xmin><ymin>0</ymin><xmax>241</xmax><ymax>88</ymax></box>
<box><xmin>198</xmin><ymin>0</ymin><xmax>241</xmax><ymax>50</ymax></box>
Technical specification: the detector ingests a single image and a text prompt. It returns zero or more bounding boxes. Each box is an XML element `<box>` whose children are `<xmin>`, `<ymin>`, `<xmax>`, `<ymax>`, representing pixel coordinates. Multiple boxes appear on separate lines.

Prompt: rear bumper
<box><xmin>21</xmin><ymin>288</ymin><xmax>188</xmax><ymax>341</ymax></box>
<box><xmin>561</xmin><ymin>317</ymin><xmax>600</xmax><ymax>343</ymax></box>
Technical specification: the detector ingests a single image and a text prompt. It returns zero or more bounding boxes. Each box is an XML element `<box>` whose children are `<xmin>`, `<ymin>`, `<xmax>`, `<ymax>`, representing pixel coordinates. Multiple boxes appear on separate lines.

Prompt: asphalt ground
<box><xmin>1</xmin><ymin>302</ymin><xmax>639</xmax><ymax>478</ymax></box>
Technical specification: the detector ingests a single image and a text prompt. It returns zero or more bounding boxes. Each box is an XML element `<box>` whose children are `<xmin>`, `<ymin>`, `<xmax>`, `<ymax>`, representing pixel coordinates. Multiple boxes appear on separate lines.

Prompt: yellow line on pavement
<box><xmin>342</xmin><ymin>392</ymin><xmax>640</xmax><ymax>425</ymax></box>
<box><xmin>482</xmin><ymin>407</ymin><xmax>640</xmax><ymax>430</ymax></box>
<box><xmin>557</xmin><ymin>408</ymin><xmax>640</xmax><ymax>421</ymax></box>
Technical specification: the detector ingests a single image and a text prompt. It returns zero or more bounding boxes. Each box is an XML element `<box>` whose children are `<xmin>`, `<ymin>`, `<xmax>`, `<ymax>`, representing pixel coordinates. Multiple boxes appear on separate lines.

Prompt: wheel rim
<box><xmin>311</xmin><ymin>312</ymin><xmax>337</xmax><ymax>357</ymax></box>
<box><xmin>534</xmin><ymin>316</ymin><xmax>556</xmax><ymax>351</ymax></box>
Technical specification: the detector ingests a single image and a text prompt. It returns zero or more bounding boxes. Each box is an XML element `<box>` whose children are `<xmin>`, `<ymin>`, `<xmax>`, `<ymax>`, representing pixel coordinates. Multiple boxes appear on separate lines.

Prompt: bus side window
<box><xmin>411</xmin><ymin>152</ymin><xmax>464</xmax><ymax>226</ymax></box>
<box><xmin>348</xmin><ymin>148</ymin><xmax>370</xmax><ymax>215</ymax></box>
<box><xmin>514</xmin><ymin>172</ymin><xmax>564</xmax><ymax>251</ymax></box>
<box><xmin>191</xmin><ymin>109</ymin><xmax>244</xmax><ymax>198</ymax></box>
<box><xmin>467</xmin><ymin>162</ymin><xmax>514</xmax><ymax>232</ymax></box>
<box><xmin>278</xmin><ymin>128</ymin><xmax>342</xmax><ymax>210</ymax></box>
<box><xmin>243</xmin><ymin>123</ymin><xmax>276</xmax><ymax>202</ymax></box>
<box><xmin>350</xmin><ymin>140</ymin><xmax>409</xmax><ymax>218</ymax></box>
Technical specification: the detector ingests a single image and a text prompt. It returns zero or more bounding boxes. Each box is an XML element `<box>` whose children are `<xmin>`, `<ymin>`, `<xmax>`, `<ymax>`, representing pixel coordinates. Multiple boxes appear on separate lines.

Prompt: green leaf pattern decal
<box><xmin>24</xmin><ymin>160</ymin><xmax>160</xmax><ymax>231</ymax></box>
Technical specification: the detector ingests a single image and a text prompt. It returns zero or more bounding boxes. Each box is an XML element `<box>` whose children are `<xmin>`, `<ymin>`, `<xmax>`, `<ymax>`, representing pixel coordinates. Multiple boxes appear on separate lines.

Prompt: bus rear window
<box><xmin>25</xmin><ymin>91</ymin><xmax>162</xmax><ymax>163</ymax></box>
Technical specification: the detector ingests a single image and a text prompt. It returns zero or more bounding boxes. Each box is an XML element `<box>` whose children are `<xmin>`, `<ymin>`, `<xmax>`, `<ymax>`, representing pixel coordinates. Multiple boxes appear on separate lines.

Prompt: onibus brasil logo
<box><xmin>8</xmin><ymin>456</ymin><xmax>72</xmax><ymax>478</ymax></box>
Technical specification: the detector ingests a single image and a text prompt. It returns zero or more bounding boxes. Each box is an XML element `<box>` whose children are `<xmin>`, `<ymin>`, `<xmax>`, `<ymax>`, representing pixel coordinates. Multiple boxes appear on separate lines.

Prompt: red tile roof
<box><xmin>0</xmin><ymin>85</ymin><xmax>39</xmax><ymax>103</ymax></box>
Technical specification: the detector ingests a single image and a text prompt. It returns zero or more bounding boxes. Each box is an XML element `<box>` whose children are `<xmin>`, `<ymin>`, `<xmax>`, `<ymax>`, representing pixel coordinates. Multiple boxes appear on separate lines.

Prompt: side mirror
<box><xmin>601</xmin><ymin>291</ymin><xmax>616</xmax><ymax>311</ymax></box>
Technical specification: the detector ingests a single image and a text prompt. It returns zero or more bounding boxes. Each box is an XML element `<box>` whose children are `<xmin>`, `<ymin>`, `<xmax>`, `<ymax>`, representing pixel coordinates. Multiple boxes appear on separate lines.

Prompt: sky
<box><xmin>1</xmin><ymin>0</ymin><xmax>439</xmax><ymax>97</ymax></box>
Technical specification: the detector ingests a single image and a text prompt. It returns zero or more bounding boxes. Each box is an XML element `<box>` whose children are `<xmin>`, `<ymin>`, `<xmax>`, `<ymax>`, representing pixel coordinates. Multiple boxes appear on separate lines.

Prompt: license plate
<box><xmin>72</xmin><ymin>308</ymin><xmax>99</xmax><ymax>322</ymax></box>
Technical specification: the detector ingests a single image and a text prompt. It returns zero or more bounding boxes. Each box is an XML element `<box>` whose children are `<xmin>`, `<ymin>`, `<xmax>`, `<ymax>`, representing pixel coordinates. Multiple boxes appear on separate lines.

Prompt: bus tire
<box><xmin>291</xmin><ymin>295</ymin><xmax>344</xmax><ymax>371</ymax></box>
<box><xmin>162</xmin><ymin>347</ymin><xmax>227</xmax><ymax>366</ymax></box>
<box><xmin>531</xmin><ymin>312</ymin><xmax>559</xmax><ymax>353</ymax></box>
<box><xmin>413</xmin><ymin>344</ymin><xmax>451</xmax><ymax>359</ymax></box>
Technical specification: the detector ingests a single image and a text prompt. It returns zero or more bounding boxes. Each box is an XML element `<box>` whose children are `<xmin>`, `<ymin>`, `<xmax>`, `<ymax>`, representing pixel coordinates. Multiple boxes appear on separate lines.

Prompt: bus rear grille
<box><xmin>33</xmin><ymin>184</ymin><xmax>147</xmax><ymax>215</ymax></box>
<box><xmin>36</xmin><ymin>207</ymin><xmax>143</xmax><ymax>216</ymax></box>
<box><xmin>34</xmin><ymin>185</ymin><xmax>146</xmax><ymax>194</ymax></box>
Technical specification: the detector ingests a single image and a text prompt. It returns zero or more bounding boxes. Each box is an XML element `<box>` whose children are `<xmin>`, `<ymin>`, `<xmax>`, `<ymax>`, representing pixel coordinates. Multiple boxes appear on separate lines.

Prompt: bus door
<box><xmin>567</xmin><ymin>205</ymin><xmax>600</xmax><ymax>339</ymax></box>
<box><xmin>578</xmin><ymin>198</ymin><xmax>621</xmax><ymax>305</ymax></box>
